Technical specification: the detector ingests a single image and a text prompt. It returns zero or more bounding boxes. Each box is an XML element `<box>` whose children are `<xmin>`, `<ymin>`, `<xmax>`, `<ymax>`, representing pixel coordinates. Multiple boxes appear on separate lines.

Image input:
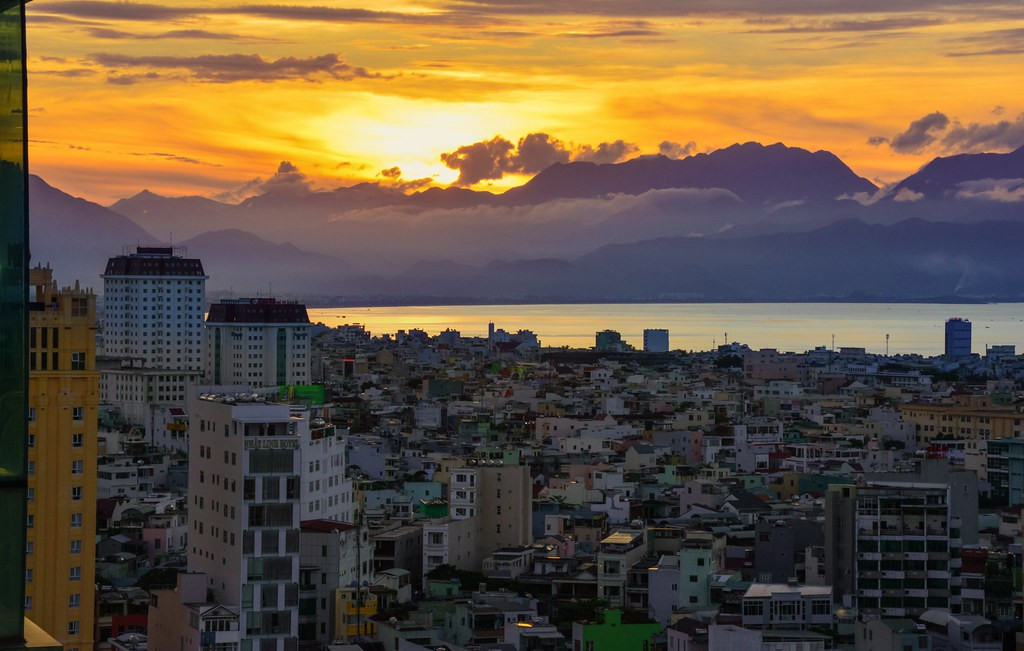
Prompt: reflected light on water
<box><xmin>308</xmin><ymin>303</ymin><xmax>1024</xmax><ymax>356</ymax></box>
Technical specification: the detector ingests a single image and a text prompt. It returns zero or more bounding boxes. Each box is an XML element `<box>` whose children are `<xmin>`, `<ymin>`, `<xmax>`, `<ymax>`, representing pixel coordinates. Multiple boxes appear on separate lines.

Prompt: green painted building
<box><xmin>571</xmin><ymin>610</ymin><xmax>661</xmax><ymax>651</ymax></box>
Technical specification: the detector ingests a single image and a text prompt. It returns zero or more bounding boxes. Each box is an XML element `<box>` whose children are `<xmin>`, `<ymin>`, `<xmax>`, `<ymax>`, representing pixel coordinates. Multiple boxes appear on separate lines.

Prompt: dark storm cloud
<box><xmin>441</xmin><ymin>133</ymin><xmax>640</xmax><ymax>186</ymax></box>
<box><xmin>876</xmin><ymin>111</ymin><xmax>1024</xmax><ymax>155</ymax></box>
<box><xmin>659</xmin><ymin>140</ymin><xmax>696</xmax><ymax>158</ymax></box>
<box><xmin>90</xmin><ymin>52</ymin><xmax>385</xmax><ymax>83</ymax></box>
<box><xmin>940</xmin><ymin>114</ymin><xmax>1024</xmax><ymax>153</ymax></box>
<box><xmin>574</xmin><ymin>140</ymin><xmax>639</xmax><ymax>164</ymax></box>
<box><xmin>514</xmin><ymin>133</ymin><xmax>572</xmax><ymax>173</ymax></box>
<box><xmin>888</xmin><ymin>112</ymin><xmax>950</xmax><ymax>153</ymax></box>
<box><xmin>377</xmin><ymin>166</ymin><xmax>433</xmax><ymax>192</ymax></box>
<box><xmin>441</xmin><ymin>136</ymin><xmax>516</xmax><ymax>186</ymax></box>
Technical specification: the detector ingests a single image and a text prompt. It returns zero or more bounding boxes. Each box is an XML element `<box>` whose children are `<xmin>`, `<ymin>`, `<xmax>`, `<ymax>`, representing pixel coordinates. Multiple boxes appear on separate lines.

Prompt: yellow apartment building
<box><xmin>25</xmin><ymin>266</ymin><xmax>98</xmax><ymax>651</ymax></box>
<box><xmin>900</xmin><ymin>396</ymin><xmax>1024</xmax><ymax>447</ymax></box>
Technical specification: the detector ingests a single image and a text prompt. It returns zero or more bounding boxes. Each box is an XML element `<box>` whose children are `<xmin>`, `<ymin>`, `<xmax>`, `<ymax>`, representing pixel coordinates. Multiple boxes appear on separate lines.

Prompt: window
<box><xmin>27</xmin><ymin>407</ymin><xmax>34</xmax><ymax>422</ymax></box>
<box><xmin>70</xmin><ymin>540</ymin><xmax>82</xmax><ymax>554</ymax></box>
<box><xmin>71</xmin><ymin>352</ymin><xmax>86</xmax><ymax>370</ymax></box>
<box><xmin>72</xmin><ymin>487</ymin><xmax>82</xmax><ymax>500</ymax></box>
<box><xmin>71</xmin><ymin>513</ymin><xmax>83</xmax><ymax>527</ymax></box>
<box><xmin>68</xmin><ymin>621</ymin><xmax>79</xmax><ymax>636</ymax></box>
<box><xmin>72</xmin><ymin>433</ymin><xmax>83</xmax><ymax>447</ymax></box>
<box><xmin>69</xmin><ymin>594</ymin><xmax>80</xmax><ymax>608</ymax></box>
<box><xmin>71</xmin><ymin>297</ymin><xmax>88</xmax><ymax>317</ymax></box>
<box><xmin>72</xmin><ymin>406</ymin><xmax>83</xmax><ymax>420</ymax></box>
<box><xmin>72</xmin><ymin>460</ymin><xmax>83</xmax><ymax>474</ymax></box>
<box><xmin>70</xmin><ymin>566</ymin><xmax>81</xmax><ymax>580</ymax></box>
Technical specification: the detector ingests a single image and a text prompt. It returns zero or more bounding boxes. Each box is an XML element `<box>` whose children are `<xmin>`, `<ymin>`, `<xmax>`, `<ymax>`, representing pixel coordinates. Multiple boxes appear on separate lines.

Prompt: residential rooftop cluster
<box><xmin>21</xmin><ymin>249</ymin><xmax>1024</xmax><ymax>651</ymax></box>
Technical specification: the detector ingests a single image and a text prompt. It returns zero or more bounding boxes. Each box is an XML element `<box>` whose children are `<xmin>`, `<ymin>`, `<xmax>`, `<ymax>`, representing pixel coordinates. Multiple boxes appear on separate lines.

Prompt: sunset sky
<box><xmin>26</xmin><ymin>0</ymin><xmax>1024</xmax><ymax>204</ymax></box>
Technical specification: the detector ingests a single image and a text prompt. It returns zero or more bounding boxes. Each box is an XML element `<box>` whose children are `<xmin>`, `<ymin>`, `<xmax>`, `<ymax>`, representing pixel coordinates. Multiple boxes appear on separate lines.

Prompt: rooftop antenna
<box><xmin>886</xmin><ymin>333</ymin><xmax>890</xmax><ymax>356</ymax></box>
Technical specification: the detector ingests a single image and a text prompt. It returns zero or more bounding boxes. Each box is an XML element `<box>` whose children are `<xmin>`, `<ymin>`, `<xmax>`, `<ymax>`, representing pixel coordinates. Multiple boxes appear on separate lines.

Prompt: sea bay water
<box><xmin>307</xmin><ymin>303</ymin><xmax>1024</xmax><ymax>356</ymax></box>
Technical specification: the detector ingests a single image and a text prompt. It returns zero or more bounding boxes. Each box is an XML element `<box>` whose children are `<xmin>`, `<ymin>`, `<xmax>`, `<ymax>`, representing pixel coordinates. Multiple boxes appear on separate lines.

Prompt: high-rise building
<box><xmin>1</xmin><ymin>6</ymin><xmax>61</xmax><ymax>647</ymax></box>
<box><xmin>203</xmin><ymin>298</ymin><xmax>312</xmax><ymax>387</ymax></box>
<box><xmin>100</xmin><ymin>246</ymin><xmax>207</xmax><ymax>425</ymax></box>
<box><xmin>149</xmin><ymin>387</ymin><xmax>353</xmax><ymax>649</ymax></box>
<box><xmin>643</xmin><ymin>328</ymin><xmax>669</xmax><ymax>353</ymax></box>
<box><xmin>826</xmin><ymin>462</ymin><xmax>978</xmax><ymax>618</ymax></box>
<box><xmin>3</xmin><ymin>6</ymin><xmax>62</xmax><ymax>647</ymax></box>
<box><xmin>945</xmin><ymin>317</ymin><xmax>972</xmax><ymax>359</ymax></box>
<box><xmin>0</xmin><ymin>1</ymin><xmax>30</xmax><ymax>645</ymax></box>
<box><xmin>448</xmin><ymin>460</ymin><xmax>532</xmax><ymax>554</ymax></box>
<box><xmin>595</xmin><ymin>329</ymin><xmax>627</xmax><ymax>352</ymax></box>
<box><xmin>25</xmin><ymin>266</ymin><xmax>99</xmax><ymax>651</ymax></box>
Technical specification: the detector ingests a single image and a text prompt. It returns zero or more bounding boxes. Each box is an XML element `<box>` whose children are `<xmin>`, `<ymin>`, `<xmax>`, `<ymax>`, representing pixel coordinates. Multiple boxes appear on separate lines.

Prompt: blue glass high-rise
<box><xmin>0</xmin><ymin>0</ymin><xmax>29</xmax><ymax>644</ymax></box>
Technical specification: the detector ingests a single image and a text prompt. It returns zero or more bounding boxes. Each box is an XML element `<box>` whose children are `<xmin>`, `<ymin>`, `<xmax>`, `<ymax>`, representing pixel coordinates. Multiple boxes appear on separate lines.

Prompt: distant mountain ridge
<box><xmin>32</xmin><ymin>141</ymin><xmax>1024</xmax><ymax>300</ymax></box>
<box><xmin>107</xmin><ymin>141</ymin><xmax>879</xmax><ymax>241</ymax></box>
<box><xmin>892</xmin><ymin>145</ymin><xmax>1024</xmax><ymax>199</ymax></box>
<box><xmin>500</xmin><ymin>142</ymin><xmax>878</xmax><ymax>205</ymax></box>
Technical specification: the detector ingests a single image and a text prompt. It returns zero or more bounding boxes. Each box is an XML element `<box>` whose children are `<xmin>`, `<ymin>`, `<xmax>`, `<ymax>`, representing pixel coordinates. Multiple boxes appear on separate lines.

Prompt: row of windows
<box><xmin>27</xmin><ymin>406</ymin><xmax>86</xmax><ymax>422</ymax></box>
<box><xmin>29</xmin><ymin>327</ymin><xmax>58</xmax><ymax>349</ymax></box>
<box><xmin>27</xmin><ymin>513</ymin><xmax>83</xmax><ymax>527</ymax></box>
<box><xmin>26</xmin><ymin>566</ymin><xmax>81</xmax><ymax>581</ymax></box>
<box><xmin>26</xmin><ymin>486</ymin><xmax>83</xmax><ymax>501</ymax></box>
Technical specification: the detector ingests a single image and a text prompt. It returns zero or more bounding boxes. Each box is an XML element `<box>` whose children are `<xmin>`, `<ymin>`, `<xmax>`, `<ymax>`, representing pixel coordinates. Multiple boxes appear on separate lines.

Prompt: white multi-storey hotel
<box><xmin>100</xmin><ymin>246</ymin><xmax>207</xmax><ymax>425</ymax></box>
<box><xmin>149</xmin><ymin>387</ymin><xmax>353</xmax><ymax>650</ymax></box>
<box><xmin>203</xmin><ymin>298</ymin><xmax>312</xmax><ymax>387</ymax></box>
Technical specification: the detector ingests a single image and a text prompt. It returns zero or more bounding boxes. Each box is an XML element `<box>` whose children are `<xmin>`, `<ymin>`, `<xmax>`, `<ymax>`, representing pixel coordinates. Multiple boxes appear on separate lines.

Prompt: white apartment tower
<box><xmin>101</xmin><ymin>246</ymin><xmax>207</xmax><ymax>425</ymax></box>
<box><xmin>203</xmin><ymin>298</ymin><xmax>312</xmax><ymax>387</ymax></box>
<box><xmin>173</xmin><ymin>388</ymin><xmax>352</xmax><ymax>649</ymax></box>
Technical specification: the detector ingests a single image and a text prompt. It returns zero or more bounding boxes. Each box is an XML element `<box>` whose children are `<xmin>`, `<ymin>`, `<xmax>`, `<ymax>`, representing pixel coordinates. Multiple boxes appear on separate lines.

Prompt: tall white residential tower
<box><xmin>101</xmin><ymin>246</ymin><xmax>207</xmax><ymax>425</ymax></box>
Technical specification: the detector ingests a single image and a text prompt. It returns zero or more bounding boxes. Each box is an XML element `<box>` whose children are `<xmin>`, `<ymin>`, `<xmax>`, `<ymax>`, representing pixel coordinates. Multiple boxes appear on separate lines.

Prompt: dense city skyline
<box><xmin>26</xmin><ymin>0</ymin><xmax>1024</xmax><ymax>203</ymax></box>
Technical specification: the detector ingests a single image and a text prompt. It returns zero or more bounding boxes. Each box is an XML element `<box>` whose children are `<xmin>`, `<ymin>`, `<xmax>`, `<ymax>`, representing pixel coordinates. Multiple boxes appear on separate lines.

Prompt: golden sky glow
<box><xmin>25</xmin><ymin>0</ymin><xmax>1024</xmax><ymax>203</ymax></box>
